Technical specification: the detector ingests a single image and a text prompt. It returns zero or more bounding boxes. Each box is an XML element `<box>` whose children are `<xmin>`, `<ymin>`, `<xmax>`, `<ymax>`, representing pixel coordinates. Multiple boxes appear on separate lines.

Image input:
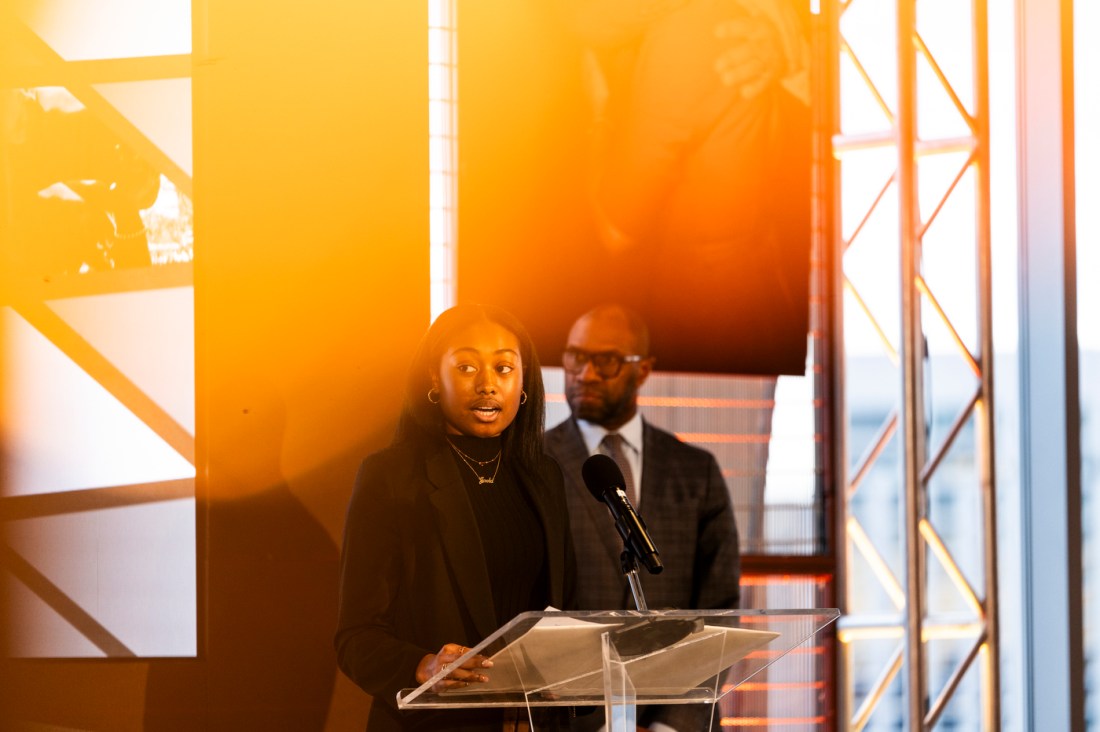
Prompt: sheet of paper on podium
<box><xmin>443</xmin><ymin>614</ymin><xmax>778</xmax><ymax>698</ymax></box>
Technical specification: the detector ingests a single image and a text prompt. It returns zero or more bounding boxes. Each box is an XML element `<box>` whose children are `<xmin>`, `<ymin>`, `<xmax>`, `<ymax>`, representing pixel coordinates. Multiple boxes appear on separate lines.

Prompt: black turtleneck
<box><xmin>445</xmin><ymin>434</ymin><xmax>548</xmax><ymax>625</ymax></box>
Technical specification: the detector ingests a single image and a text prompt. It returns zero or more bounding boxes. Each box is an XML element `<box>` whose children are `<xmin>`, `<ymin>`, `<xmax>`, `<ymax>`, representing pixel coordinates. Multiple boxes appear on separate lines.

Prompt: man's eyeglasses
<box><xmin>561</xmin><ymin>348</ymin><xmax>644</xmax><ymax>379</ymax></box>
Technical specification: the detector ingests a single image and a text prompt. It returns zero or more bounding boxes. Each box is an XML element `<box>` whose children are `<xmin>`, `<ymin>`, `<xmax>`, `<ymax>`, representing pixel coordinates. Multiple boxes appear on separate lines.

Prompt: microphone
<box><xmin>581</xmin><ymin>453</ymin><xmax>663</xmax><ymax>574</ymax></box>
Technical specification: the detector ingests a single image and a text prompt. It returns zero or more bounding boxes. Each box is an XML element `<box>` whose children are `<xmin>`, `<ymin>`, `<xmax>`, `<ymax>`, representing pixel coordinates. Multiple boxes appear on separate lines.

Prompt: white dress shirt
<box><xmin>576</xmin><ymin>412</ymin><xmax>644</xmax><ymax>509</ymax></box>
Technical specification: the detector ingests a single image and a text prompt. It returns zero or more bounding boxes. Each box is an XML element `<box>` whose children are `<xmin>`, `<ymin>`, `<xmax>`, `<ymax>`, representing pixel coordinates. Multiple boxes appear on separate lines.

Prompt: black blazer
<box><xmin>335</xmin><ymin>438</ymin><xmax>575</xmax><ymax>732</ymax></box>
<box><xmin>545</xmin><ymin>418</ymin><xmax>740</xmax><ymax>731</ymax></box>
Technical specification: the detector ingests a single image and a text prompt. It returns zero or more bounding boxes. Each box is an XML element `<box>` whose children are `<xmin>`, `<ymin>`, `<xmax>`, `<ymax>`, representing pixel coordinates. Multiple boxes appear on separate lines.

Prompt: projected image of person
<box><xmin>335</xmin><ymin>304</ymin><xmax>576</xmax><ymax>732</ymax></box>
<box><xmin>545</xmin><ymin>304</ymin><xmax>741</xmax><ymax>732</ymax></box>
<box><xmin>2</xmin><ymin>87</ymin><xmax>160</xmax><ymax>276</ymax></box>
<box><xmin>559</xmin><ymin>0</ymin><xmax>813</xmax><ymax>375</ymax></box>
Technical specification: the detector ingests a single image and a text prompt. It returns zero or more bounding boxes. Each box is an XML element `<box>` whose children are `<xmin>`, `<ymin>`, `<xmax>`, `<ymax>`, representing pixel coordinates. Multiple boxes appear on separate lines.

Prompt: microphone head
<box><xmin>582</xmin><ymin>453</ymin><xmax>625</xmax><ymax>502</ymax></box>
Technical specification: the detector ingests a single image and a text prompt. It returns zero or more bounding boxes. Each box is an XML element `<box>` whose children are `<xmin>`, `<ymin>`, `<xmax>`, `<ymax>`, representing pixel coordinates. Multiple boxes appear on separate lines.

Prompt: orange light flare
<box><xmin>738</xmin><ymin>574</ymin><xmax>832</xmax><ymax>587</ymax></box>
<box><xmin>724</xmin><ymin>681</ymin><xmax>827</xmax><ymax>693</ymax></box>
<box><xmin>676</xmin><ymin>433</ymin><xmax>786</xmax><ymax>445</ymax></box>
<box><xmin>745</xmin><ymin>645</ymin><xmax>826</xmax><ymax>660</ymax></box>
<box><xmin>720</xmin><ymin>717</ymin><xmax>827</xmax><ymax>727</ymax></box>
<box><xmin>544</xmin><ymin>393</ymin><xmax>780</xmax><ymax>410</ymax></box>
<box><xmin>639</xmin><ymin>396</ymin><xmax>777</xmax><ymax>409</ymax></box>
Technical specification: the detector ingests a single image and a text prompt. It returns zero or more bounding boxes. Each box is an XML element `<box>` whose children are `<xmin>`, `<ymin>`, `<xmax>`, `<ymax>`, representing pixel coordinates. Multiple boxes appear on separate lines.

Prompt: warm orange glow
<box><xmin>732</xmin><ymin>613</ymin><xmax>831</xmax><ymax>626</ymax></box>
<box><xmin>2</xmin><ymin>0</ymin><xmax>428</xmax><ymax>723</ymax></box>
<box><xmin>1</xmin><ymin>13</ymin><xmax>199</xmax><ymax>664</ymax></box>
<box><xmin>727</xmin><ymin>681</ymin><xmax>827</xmax><ymax>692</ymax></box>
<box><xmin>544</xmin><ymin>392</ymin><xmax>779</xmax><ymax>410</ymax></box>
<box><xmin>746</xmin><ymin>645</ymin><xmax>826</xmax><ymax>660</ymax></box>
<box><xmin>454</xmin><ymin>0</ymin><xmax>813</xmax><ymax>376</ymax></box>
<box><xmin>193</xmin><ymin>1</ymin><xmax>429</xmax><ymax>515</ymax></box>
<box><xmin>640</xmin><ymin>396</ymin><xmax>777</xmax><ymax>409</ymax></box>
<box><xmin>721</xmin><ymin>716</ymin><xmax>827</xmax><ymax>727</ymax></box>
<box><xmin>675</xmin><ymin>433</ymin><xmax>782</xmax><ymax>445</ymax></box>
<box><xmin>738</xmin><ymin>574</ymin><xmax>832</xmax><ymax>586</ymax></box>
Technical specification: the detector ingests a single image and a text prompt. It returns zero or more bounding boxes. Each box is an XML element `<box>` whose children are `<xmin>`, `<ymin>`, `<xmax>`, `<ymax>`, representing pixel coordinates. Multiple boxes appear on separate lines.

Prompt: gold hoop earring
<box><xmin>427</xmin><ymin>387</ymin><xmax>441</xmax><ymax>404</ymax></box>
<box><xmin>520</xmin><ymin>391</ymin><xmax>528</xmax><ymax>405</ymax></box>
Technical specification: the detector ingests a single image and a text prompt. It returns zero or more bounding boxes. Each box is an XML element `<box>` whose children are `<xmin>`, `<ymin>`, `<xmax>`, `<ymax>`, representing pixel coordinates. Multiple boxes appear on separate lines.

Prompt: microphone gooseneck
<box><xmin>581</xmin><ymin>453</ymin><xmax>663</xmax><ymax>574</ymax></box>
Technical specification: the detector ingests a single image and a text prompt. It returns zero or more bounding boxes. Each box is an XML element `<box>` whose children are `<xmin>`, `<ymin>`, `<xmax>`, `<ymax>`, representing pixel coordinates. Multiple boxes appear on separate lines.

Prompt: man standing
<box><xmin>545</xmin><ymin>304</ymin><xmax>741</xmax><ymax>732</ymax></box>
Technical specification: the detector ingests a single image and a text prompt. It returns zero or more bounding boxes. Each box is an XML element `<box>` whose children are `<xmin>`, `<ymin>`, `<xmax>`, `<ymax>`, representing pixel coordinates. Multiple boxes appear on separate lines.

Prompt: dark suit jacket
<box><xmin>545</xmin><ymin>418</ymin><xmax>741</xmax><ymax>731</ymax></box>
<box><xmin>335</xmin><ymin>437</ymin><xmax>575</xmax><ymax>732</ymax></box>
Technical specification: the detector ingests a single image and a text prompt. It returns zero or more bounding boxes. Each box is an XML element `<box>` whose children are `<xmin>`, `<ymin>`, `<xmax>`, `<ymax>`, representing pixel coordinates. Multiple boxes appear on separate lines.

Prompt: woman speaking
<box><xmin>335</xmin><ymin>304</ymin><xmax>576</xmax><ymax>731</ymax></box>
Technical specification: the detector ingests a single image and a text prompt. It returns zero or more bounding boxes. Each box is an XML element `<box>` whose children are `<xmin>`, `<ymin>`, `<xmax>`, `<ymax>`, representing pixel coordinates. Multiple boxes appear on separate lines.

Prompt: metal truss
<box><xmin>829</xmin><ymin>0</ymin><xmax>998</xmax><ymax>729</ymax></box>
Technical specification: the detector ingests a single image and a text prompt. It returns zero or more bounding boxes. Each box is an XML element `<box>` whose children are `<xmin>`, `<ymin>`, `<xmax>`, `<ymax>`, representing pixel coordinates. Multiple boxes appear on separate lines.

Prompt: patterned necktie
<box><xmin>600</xmin><ymin>432</ymin><xmax>637</xmax><ymax>508</ymax></box>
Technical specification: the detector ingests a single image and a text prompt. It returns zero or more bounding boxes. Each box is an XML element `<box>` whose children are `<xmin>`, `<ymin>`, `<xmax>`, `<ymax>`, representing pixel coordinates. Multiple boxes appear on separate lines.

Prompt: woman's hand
<box><xmin>416</xmin><ymin>643</ymin><xmax>494</xmax><ymax>692</ymax></box>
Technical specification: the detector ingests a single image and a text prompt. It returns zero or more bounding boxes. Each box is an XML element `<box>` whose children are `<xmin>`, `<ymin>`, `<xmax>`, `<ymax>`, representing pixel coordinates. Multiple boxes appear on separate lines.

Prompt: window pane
<box><xmin>11</xmin><ymin>0</ymin><xmax>191</xmax><ymax>60</ymax></box>
<box><xmin>1</xmin><ymin>3</ymin><xmax>196</xmax><ymax>659</ymax></box>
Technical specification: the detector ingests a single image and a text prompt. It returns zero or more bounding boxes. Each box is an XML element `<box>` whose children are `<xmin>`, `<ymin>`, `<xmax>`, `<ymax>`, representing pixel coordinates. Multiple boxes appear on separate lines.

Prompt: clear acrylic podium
<box><xmin>397</xmin><ymin>608</ymin><xmax>839</xmax><ymax>730</ymax></box>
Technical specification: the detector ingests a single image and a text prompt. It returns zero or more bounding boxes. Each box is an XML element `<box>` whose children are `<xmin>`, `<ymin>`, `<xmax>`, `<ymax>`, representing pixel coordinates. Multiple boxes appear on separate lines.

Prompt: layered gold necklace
<box><xmin>447</xmin><ymin>439</ymin><xmax>502</xmax><ymax>485</ymax></box>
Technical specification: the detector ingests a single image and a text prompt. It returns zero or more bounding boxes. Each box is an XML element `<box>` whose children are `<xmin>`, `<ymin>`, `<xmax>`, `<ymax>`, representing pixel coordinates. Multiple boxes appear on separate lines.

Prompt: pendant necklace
<box><xmin>447</xmin><ymin>439</ymin><xmax>502</xmax><ymax>485</ymax></box>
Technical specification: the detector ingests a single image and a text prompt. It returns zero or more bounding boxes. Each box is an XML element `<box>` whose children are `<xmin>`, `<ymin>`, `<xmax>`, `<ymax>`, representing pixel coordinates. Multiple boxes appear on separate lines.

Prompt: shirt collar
<box><xmin>576</xmin><ymin>411</ymin><xmax>644</xmax><ymax>457</ymax></box>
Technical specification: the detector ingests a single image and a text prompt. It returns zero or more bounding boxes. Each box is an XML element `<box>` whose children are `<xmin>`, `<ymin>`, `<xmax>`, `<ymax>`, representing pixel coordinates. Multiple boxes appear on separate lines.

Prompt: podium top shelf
<box><xmin>398</xmin><ymin>608</ymin><xmax>840</xmax><ymax>710</ymax></box>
